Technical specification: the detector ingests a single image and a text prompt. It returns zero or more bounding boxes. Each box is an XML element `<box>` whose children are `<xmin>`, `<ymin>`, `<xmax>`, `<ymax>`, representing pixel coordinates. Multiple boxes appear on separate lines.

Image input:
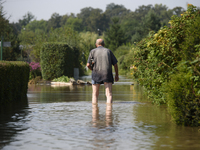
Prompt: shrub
<box><xmin>0</xmin><ymin>61</ymin><xmax>30</xmax><ymax>112</ymax></box>
<box><xmin>29</xmin><ymin>62</ymin><xmax>41</xmax><ymax>79</ymax></box>
<box><xmin>165</xmin><ymin>62</ymin><xmax>200</xmax><ymax>126</ymax></box>
<box><xmin>40</xmin><ymin>43</ymin><xmax>80</xmax><ymax>80</ymax></box>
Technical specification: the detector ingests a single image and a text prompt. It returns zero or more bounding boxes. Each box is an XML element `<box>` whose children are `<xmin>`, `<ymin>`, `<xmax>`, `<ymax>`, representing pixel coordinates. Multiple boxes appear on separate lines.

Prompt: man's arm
<box><xmin>114</xmin><ymin>63</ymin><xmax>119</xmax><ymax>82</ymax></box>
<box><xmin>87</xmin><ymin>63</ymin><xmax>93</xmax><ymax>71</ymax></box>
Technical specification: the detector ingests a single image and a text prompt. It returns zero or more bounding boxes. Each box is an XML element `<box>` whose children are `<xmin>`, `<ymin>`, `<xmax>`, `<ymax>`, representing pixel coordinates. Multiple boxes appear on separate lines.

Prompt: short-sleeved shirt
<box><xmin>87</xmin><ymin>46</ymin><xmax>118</xmax><ymax>83</ymax></box>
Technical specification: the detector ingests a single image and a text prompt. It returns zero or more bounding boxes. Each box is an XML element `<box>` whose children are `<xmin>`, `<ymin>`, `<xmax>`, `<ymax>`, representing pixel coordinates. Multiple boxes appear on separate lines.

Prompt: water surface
<box><xmin>0</xmin><ymin>76</ymin><xmax>200</xmax><ymax>150</ymax></box>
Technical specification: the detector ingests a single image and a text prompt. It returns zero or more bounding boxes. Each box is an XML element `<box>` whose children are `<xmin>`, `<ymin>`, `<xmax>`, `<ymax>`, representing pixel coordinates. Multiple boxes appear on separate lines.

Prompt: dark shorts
<box><xmin>92</xmin><ymin>80</ymin><xmax>112</xmax><ymax>84</ymax></box>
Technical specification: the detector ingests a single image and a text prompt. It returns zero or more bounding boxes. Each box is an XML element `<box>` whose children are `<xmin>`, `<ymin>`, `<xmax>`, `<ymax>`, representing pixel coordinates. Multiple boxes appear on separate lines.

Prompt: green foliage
<box><xmin>29</xmin><ymin>62</ymin><xmax>41</xmax><ymax>79</ymax></box>
<box><xmin>126</xmin><ymin>5</ymin><xmax>200</xmax><ymax>105</ymax></box>
<box><xmin>65</xmin><ymin>17</ymin><xmax>83</xmax><ymax>32</ymax></box>
<box><xmin>25</xmin><ymin>19</ymin><xmax>47</xmax><ymax>33</ymax></box>
<box><xmin>52</xmin><ymin>75</ymin><xmax>73</xmax><ymax>82</ymax></box>
<box><xmin>0</xmin><ymin>1</ymin><xmax>21</xmax><ymax>61</ymax></box>
<box><xmin>19</xmin><ymin>26</ymin><xmax>81</xmax><ymax>62</ymax></box>
<box><xmin>165</xmin><ymin>62</ymin><xmax>200</xmax><ymax>126</ymax></box>
<box><xmin>77</xmin><ymin>7</ymin><xmax>109</xmax><ymax>32</ymax></box>
<box><xmin>47</xmin><ymin>13</ymin><xmax>61</xmax><ymax>31</ymax></box>
<box><xmin>105</xmin><ymin>3</ymin><xmax>130</xmax><ymax>21</ymax></box>
<box><xmin>0</xmin><ymin>61</ymin><xmax>29</xmax><ymax>111</ymax></box>
<box><xmin>120</xmin><ymin>4</ymin><xmax>200</xmax><ymax>126</ymax></box>
<box><xmin>105</xmin><ymin>17</ymin><xmax>127</xmax><ymax>51</ymax></box>
<box><xmin>114</xmin><ymin>45</ymin><xmax>132</xmax><ymax>74</ymax></box>
<box><xmin>15</xmin><ymin>3</ymin><xmax>186</xmax><ymax>63</ymax></box>
<box><xmin>79</xmin><ymin>31</ymin><xmax>98</xmax><ymax>64</ymax></box>
<box><xmin>18</xmin><ymin>12</ymin><xmax>35</xmax><ymax>27</ymax></box>
<box><xmin>142</xmin><ymin>10</ymin><xmax>161</xmax><ymax>34</ymax></box>
<box><xmin>40</xmin><ymin>43</ymin><xmax>80</xmax><ymax>80</ymax></box>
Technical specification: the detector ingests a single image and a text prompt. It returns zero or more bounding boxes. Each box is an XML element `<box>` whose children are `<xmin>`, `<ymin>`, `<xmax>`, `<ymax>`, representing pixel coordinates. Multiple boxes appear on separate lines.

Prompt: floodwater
<box><xmin>0</xmin><ymin>76</ymin><xmax>200</xmax><ymax>150</ymax></box>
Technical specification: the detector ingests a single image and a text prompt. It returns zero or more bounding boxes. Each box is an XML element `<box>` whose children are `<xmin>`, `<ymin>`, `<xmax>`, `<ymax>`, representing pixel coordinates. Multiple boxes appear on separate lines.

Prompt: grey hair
<box><xmin>96</xmin><ymin>39</ymin><xmax>105</xmax><ymax>46</ymax></box>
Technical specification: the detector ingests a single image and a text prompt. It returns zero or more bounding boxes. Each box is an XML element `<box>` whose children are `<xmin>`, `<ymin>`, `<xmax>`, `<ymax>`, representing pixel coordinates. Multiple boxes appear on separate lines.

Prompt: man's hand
<box><xmin>115</xmin><ymin>75</ymin><xmax>119</xmax><ymax>82</ymax></box>
<box><xmin>86</xmin><ymin>63</ymin><xmax>93</xmax><ymax>71</ymax></box>
<box><xmin>114</xmin><ymin>64</ymin><xmax>119</xmax><ymax>82</ymax></box>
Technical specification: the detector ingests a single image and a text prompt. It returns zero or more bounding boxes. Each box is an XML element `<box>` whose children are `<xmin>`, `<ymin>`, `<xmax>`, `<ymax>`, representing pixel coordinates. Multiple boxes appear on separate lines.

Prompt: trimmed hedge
<box><xmin>40</xmin><ymin>43</ymin><xmax>80</xmax><ymax>80</ymax></box>
<box><xmin>0</xmin><ymin>61</ymin><xmax>30</xmax><ymax>112</ymax></box>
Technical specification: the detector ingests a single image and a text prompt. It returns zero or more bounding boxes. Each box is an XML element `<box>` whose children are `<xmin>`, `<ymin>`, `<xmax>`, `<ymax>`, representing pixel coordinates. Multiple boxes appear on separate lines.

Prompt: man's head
<box><xmin>96</xmin><ymin>39</ymin><xmax>105</xmax><ymax>47</ymax></box>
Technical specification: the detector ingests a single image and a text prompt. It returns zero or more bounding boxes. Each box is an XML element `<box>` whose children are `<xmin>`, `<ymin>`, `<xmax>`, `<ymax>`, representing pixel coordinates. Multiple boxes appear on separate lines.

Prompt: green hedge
<box><xmin>40</xmin><ymin>43</ymin><xmax>80</xmax><ymax>80</ymax></box>
<box><xmin>165</xmin><ymin>63</ymin><xmax>200</xmax><ymax>126</ymax></box>
<box><xmin>0</xmin><ymin>61</ymin><xmax>30</xmax><ymax>112</ymax></box>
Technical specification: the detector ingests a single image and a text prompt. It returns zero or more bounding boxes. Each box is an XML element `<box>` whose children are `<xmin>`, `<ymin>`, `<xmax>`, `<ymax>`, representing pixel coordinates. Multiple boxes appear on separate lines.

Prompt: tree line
<box><xmin>12</xmin><ymin>3</ymin><xmax>185</xmax><ymax>42</ymax></box>
<box><xmin>0</xmin><ymin>1</ymin><xmax>186</xmax><ymax>62</ymax></box>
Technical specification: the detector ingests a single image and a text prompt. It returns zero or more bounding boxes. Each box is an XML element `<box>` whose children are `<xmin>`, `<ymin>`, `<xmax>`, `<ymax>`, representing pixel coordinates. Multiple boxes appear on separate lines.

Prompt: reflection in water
<box><xmin>92</xmin><ymin>104</ymin><xmax>99</xmax><ymax>127</ymax></box>
<box><xmin>92</xmin><ymin>104</ymin><xmax>113</xmax><ymax>127</ymax></box>
<box><xmin>1</xmin><ymin>76</ymin><xmax>200</xmax><ymax>149</ymax></box>
<box><xmin>106</xmin><ymin>104</ymin><xmax>113</xmax><ymax>127</ymax></box>
<box><xmin>0</xmin><ymin>108</ymin><xmax>29</xmax><ymax>149</ymax></box>
<box><xmin>91</xmin><ymin>104</ymin><xmax>117</xmax><ymax>149</ymax></box>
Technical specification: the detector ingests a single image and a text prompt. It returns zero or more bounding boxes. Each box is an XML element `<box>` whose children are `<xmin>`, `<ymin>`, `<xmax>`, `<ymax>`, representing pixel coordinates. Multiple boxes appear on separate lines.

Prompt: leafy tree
<box><xmin>132</xmin><ymin>4</ymin><xmax>153</xmax><ymax>20</ymax></box>
<box><xmin>18</xmin><ymin>29</ymin><xmax>36</xmax><ymax>61</ymax></box>
<box><xmin>0</xmin><ymin>2</ymin><xmax>7</xmax><ymax>35</ymax></box>
<box><xmin>79</xmin><ymin>32</ymin><xmax>98</xmax><ymax>64</ymax></box>
<box><xmin>19</xmin><ymin>12</ymin><xmax>35</xmax><ymax>27</ymax></box>
<box><xmin>77</xmin><ymin>7</ymin><xmax>109</xmax><ymax>32</ymax></box>
<box><xmin>11</xmin><ymin>12</ymin><xmax>35</xmax><ymax>35</ymax></box>
<box><xmin>25</xmin><ymin>19</ymin><xmax>48</xmax><ymax>33</ymax></box>
<box><xmin>105</xmin><ymin>17</ymin><xmax>126</xmax><ymax>51</ymax></box>
<box><xmin>77</xmin><ymin>7</ymin><xmax>94</xmax><ymax>29</ymax></box>
<box><xmin>47</xmin><ymin>13</ymin><xmax>61</xmax><ymax>31</ymax></box>
<box><xmin>152</xmin><ymin>4</ymin><xmax>173</xmax><ymax>26</ymax></box>
<box><xmin>87</xmin><ymin>9</ymin><xmax>109</xmax><ymax>32</ymax></box>
<box><xmin>60</xmin><ymin>13</ymin><xmax>76</xmax><ymax>26</ymax></box>
<box><xmin>142</xmin><ymin>9</ymin><xmax>161</xmax><ymax>35</ymax></box>
<box><xmin>172</xmin><ymin>6</ymin><xmax>185</xmax><ymax>17</ymax></box>
<box><xmin>0</xmin><ymin>0</ymin><xmax>20</xmax><ymax>60</ymax></box>
<box><xmin>121</xmin><ymin>18</ymin><xmax>141</xmax><ymax>42</ymax></box>
<box><xmin>105</xmin><ymin>3</ymin><xmax>130</xmax><ymax>21</ymax></box>
<box><xmin>65</xmin><ymin>17</ymin><xmax>83</xmax><ymax>32</ymax></box>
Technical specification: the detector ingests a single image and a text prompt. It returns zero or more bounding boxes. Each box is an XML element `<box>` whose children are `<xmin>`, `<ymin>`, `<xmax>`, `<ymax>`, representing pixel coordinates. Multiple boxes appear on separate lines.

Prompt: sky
<box><xmin>3</xmin><ymin>0</ymin><xmax>200</xmax><ymax>23</ymax></box>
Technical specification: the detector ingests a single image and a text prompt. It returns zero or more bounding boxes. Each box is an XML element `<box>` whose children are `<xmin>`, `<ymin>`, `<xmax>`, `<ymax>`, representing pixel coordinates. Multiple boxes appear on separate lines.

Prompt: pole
<box><xmin>1</xmin><ymin>36</ymin><xmax>3</xmax><ymax>60</ymax></box>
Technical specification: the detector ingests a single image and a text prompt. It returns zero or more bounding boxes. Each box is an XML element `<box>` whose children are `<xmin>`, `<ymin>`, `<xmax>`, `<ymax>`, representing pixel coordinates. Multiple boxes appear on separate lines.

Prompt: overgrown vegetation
<box><xmin>122</xmin><ymin>5</ymin><xmax>200</xmax><ymax>126</ymax></box>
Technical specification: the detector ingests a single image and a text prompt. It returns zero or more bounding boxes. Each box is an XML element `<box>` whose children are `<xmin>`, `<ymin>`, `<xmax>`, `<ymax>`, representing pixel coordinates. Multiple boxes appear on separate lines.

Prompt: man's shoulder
<box><xmin>97</xmin><ymin>46</ymin><xmax>112</xmax><ymax>52</ymax></box>
<box><xmin>90</xmin><ymin>47</ymin><xmax>110</xmax><ymax>52</ymax></box>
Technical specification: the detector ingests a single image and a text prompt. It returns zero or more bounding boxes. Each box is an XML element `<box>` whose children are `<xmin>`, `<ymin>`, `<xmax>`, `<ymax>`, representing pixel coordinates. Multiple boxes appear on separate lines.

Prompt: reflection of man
<box><xmin>105</xmin><ymin>104</ymin><xmax>113</xmax><ymax>126</ymax></box>
<box><xmin>92</xmin><ymin>104</ymin><xmax>99</xmax><ymax>127</ymax></box>
<box><xmin>87</xmin><ymin>39</ymin><xmax>119</xmax><ymax>104</ymax></box>
<box><xmin>92</xmin><ymin>104</ymin><xmax>113</xmax><ymax>127</ymax></box>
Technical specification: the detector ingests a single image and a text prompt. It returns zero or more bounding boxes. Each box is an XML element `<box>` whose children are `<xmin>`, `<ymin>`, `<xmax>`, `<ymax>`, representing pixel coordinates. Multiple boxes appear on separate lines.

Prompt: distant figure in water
<box><xmin>87</xmin><ymin>39</ymin><xmax>119</xmax><ymax>104</ymax></box>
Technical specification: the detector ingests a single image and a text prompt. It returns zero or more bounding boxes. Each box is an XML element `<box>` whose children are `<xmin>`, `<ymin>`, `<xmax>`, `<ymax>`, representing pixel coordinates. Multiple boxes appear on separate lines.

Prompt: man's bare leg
<box><xmin>92</xmin><ymin>84</ymin><xmax>100</xmax><ymax>104</ymax></box>
<box><xmin>104</xmin><ymin>82</ymin><xmax>112</xmax><ymax>103</ymax></box>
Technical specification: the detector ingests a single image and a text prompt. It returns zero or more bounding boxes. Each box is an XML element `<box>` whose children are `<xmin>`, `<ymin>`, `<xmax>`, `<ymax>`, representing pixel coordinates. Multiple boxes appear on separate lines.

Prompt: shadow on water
<box><xmin>0</xmin><ymin>96</ymin><xmax>29</xmax><ymax>149</ymax></box>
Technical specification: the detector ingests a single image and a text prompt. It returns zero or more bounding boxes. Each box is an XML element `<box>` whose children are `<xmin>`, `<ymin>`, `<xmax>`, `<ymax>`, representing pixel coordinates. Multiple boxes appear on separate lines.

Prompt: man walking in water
<box><xmin>87</xmin><ymin>39</ymin><xmax>119</xmax><ymax>104</ymax></box>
